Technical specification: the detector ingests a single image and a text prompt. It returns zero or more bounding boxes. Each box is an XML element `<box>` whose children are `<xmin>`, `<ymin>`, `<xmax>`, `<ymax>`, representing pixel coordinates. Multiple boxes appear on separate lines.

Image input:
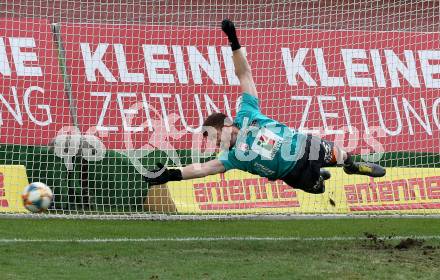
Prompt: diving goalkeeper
<box><xmin>144</xmin><ymin>19</ymin><xmax>386</xmax><ymax>194</ymax></box>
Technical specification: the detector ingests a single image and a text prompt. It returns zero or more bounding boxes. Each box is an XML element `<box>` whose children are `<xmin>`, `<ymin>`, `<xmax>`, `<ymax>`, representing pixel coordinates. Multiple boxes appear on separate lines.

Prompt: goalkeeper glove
<box><xmin>222</xmin><ymin>19</ymin><xmax>241</xmax><ymax>51</ymax></box>
<box><xmin>144</xmin><ymin>163</ymin><xmax>183</xmax><ymax>185</ymax></box>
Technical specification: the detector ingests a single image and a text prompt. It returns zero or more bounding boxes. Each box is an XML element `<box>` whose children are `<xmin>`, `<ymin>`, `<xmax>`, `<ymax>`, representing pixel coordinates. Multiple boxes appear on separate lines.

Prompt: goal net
<box><xmin>1</xmin><ymin>1</ymin><xmax>439</xmax><ymax>218</ymax></box>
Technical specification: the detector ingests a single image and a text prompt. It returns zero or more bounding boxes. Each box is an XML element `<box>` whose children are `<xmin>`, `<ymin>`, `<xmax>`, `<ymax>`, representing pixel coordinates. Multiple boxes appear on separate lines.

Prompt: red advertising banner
<box><xmin>0</xmin><ymin>19</ymin><xmax>71</xmax><ymax>145</ymax></box>
<box><xmin>60</xmin><ymin>24</ymin><xmax>440</xmax><ymax>153</ymax></box>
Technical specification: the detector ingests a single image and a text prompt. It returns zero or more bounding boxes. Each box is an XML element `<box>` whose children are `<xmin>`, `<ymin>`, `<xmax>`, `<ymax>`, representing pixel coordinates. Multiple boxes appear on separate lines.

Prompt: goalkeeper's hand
<box><xmin>144</xmin><ymin>163</ymin><xmax>183</xmax><ymax>185</ymax></box>
<box><xmin>221</xmin><ymin>19</ymin><xmax>241</xmax><ymax>51</ymax></box>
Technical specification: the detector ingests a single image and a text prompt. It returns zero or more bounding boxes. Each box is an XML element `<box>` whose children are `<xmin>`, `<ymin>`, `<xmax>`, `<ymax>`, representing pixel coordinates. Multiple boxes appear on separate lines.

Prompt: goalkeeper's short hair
<box><xmin>202</xmin><ymin>113</ymin><xmax>233</xmax><ymax>137</ymax></box>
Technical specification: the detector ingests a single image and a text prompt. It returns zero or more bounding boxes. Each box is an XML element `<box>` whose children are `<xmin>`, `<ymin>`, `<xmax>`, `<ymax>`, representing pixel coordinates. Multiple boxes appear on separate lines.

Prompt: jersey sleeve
<box><xmin>237</xmin><ymin>92</ymin><xmax>260</xmax><ymax>115</ymax></box>
<box><xmin>234</xmin><ymin>92</ymin><xmax>260</xmax><ymax>126</ymax></box>
<box><xmin>218</xmin><ymin>150</ymin><xmax>246</xmax><ymax>171</ymax></box>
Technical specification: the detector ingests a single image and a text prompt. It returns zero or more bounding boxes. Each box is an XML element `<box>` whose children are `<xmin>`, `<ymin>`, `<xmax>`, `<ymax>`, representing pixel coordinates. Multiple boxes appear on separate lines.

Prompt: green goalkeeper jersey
<box><xmin>219</xmin><ymin>93</ymin><xmax>307</xmax><ymax>180</ymax></box>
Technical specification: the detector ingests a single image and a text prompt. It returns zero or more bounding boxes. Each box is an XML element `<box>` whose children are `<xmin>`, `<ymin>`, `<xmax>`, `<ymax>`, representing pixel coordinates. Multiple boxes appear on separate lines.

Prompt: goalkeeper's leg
<box><xmin>342</xmin><ymin>156</ymin><xmax>386</xmax><ymax>177</ymax></box>
<box><xmin>282</xmin><ymin>135</ymin><xmax>386</xmax><ymax>194</ymax></box>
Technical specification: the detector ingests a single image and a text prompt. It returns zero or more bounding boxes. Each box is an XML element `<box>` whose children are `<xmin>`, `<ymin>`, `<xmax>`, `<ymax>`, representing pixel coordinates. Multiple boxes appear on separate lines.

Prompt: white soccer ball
<box><xmin>22</xmin><ymin>182</ymin><xmax>53</xmax><ymax>213</ymax></box>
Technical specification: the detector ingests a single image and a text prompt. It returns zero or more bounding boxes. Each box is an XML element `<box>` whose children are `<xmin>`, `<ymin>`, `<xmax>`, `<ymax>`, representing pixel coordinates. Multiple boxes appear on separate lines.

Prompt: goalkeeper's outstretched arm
<box><xmin>144</xmin><ymin>160</ymin><xmax>225</xmax><ymax>186</ymax></box>
<box><xmin>222</xmin><ymin>19</ymin><xmax>258</xmax><ymax>98</ymax></box>
<box><xmin>144</xmin><ymin>20</ymin><xmax>253</xmax><ymax>186</ymax></box>
<box><xmin>181</xmin><ymin>160</ymin><xmax>225</xmax><ymax>179</ymax></box>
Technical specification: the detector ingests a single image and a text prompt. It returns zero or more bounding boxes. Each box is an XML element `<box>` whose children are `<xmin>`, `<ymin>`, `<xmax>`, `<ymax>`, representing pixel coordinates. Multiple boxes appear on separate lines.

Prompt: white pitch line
<box><xmin>1</xmin><ymin>236</ymin><xmax>440</xmax><ymax>243</ymax></box>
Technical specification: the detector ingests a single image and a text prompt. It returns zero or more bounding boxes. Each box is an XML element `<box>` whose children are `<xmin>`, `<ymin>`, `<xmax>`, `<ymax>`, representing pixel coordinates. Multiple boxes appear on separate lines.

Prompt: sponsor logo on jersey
<box><xmin>238</xmin><ymin>142</ymin><xmax>249</xmax><ymax>152</ymax></box>
<box><xmin>252</xmin><ymin>128</ymin><xmax>283</xmax><ymax>159</ymax></box>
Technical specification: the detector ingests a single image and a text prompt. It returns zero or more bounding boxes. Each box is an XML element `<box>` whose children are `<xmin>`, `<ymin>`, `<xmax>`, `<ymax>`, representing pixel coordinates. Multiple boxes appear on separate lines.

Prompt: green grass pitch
<box><xmin>1</xmin><ymin>218</ymin><xmax>440</xmax><ymax>279</ymax></box>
